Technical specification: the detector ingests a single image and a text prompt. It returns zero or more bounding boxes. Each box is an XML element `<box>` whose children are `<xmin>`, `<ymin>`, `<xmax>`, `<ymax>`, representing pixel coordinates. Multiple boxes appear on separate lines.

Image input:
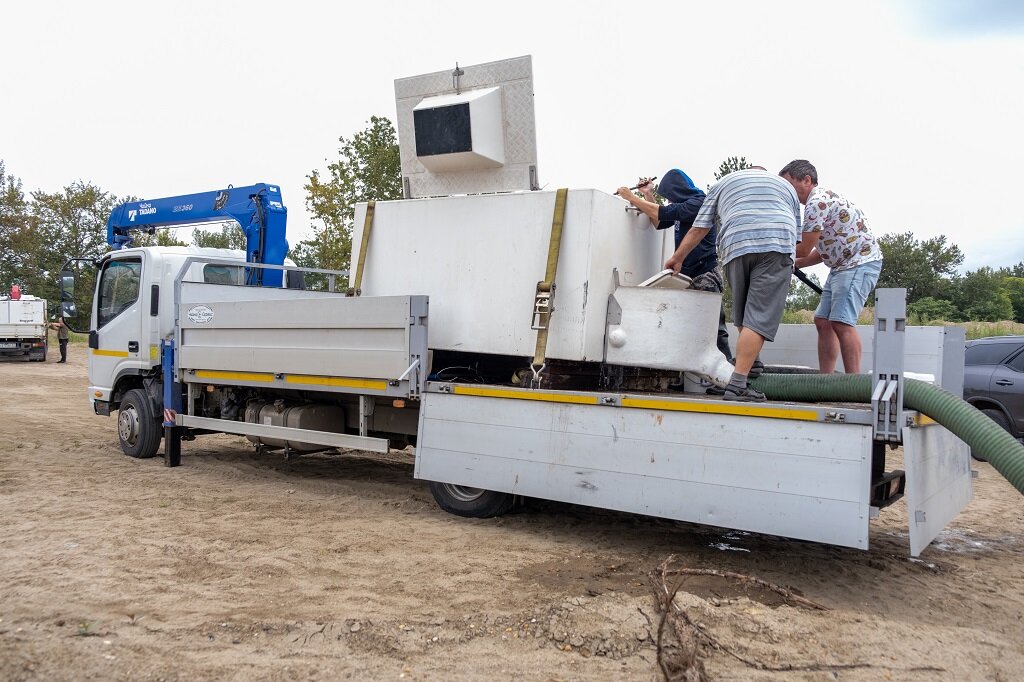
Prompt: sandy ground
<box><xmin>1</xmin><ymin>343</ymin><xmax>1023</xmax><ymax>681</ymax></box>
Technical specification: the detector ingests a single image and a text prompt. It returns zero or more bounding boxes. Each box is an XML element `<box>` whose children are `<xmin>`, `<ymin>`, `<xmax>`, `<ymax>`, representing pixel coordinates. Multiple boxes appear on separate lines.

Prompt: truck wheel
<box><xmin>428</xmin><ymin>481</ymin><xmax>514</xmax><ymax>518</ymax></box>
<box><xmin>118</xmin><ymin>389</ymin><xmax>162</xmax><ymax>459</ymax></box>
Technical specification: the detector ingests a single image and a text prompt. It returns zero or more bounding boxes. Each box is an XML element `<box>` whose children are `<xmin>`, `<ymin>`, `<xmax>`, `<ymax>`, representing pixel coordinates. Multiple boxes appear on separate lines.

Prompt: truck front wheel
<box><xmin>428</xmin><ymin>481</ymin><xmax>514</xmax><ymax>518</ymax></box>
<box><xmin>118</xmin><ymin>389</ymin><xmax>162</xmax><ymax>459</ymax></box>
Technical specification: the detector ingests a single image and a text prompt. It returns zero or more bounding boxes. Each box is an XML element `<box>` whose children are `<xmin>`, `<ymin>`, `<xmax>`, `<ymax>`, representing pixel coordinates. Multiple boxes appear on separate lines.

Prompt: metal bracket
<box><xmin>358</xmin><ymin>395</ymin><xmax>374</xmax><ymax>437</ymax></box>
<box><xmin>871</xmin><ymin>289</ymin><xmax>907</xmax><ymax>443</ymax></box>
<box><xmin>398</xmin><ymin>358</ymin><xmax>420</xmax><ymax>381</ymax></box>
<box><xmin>872</xmin><ymin>377</ymin><xmax>903</xmax><ymax>442</ymax></box>
<box><xmin>531</xmin><ymin>283</ymin><xmax>555</xmax><ymax>330</ymax></box>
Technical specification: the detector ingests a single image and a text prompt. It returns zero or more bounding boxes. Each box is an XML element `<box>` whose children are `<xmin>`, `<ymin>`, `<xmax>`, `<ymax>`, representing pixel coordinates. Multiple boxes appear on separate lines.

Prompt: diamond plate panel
<box><xmin>394</xmin><ymin>55</ymin><xmax>538</xmax><ymax>197</ymax></box>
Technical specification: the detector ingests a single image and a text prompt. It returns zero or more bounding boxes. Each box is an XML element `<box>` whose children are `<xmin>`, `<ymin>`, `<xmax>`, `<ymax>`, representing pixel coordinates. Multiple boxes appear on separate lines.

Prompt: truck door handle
<box><xmin>995</xmin><ymin>379</ymin><xmax>1014</xmax><ymax>386</ymax></box>
<box><xmin>128</xmin><ymin>341</ymin><xmax>139</xmax><ymax>353</ymax></box>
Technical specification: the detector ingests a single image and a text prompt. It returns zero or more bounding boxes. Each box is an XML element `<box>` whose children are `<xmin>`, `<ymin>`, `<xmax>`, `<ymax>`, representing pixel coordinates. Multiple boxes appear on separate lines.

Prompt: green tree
<box><xmin>0</xmin><ymin>161</ymin><xmax>35</xmax><ymax>293</ymax></box>
<box><xmin>27</xmin><ymin>182</ymin><xmax>119</xmax><ymax>302</ymax></box>
<box><xmin>1001</xmin><ymin>276</ymin><xmax>1024</xmax><ymax>323</ymax></box>
<box><xmin>952</xmin><ymin>267</ymin><xmax>1014</xmax><ymax>322</ymax></box>
<box><xmin>191</xmin><ymin>221</ymin><xmax>245</xmax><ymax>250</ymax></box>
<box><xmin>129</xmin><ymin>221</ymin><xmax>189</xmax><ymax>248</ymax></box>
<box><xmin>786</xmin><ymin>272</ymin><xmax>821</xmax><ymax>311</ymax></box>
<box><xmin>713</xmin><ymin>156</ymin><xmax>751</xmax><ymax>181</ymax></box>
<box><xmin>295</xmin><ymin>116</ymin><xmax>402</xmax><ymax>287</ymax></box>
<box><xmin>908</xmin><ymin>296</ymin><xmax>960</xmax><ymax>323</ymax></box>
<box><xmin>876</xmin><ymin>232</ymin><xmax>963</xmax><ymax>303</ymax></box>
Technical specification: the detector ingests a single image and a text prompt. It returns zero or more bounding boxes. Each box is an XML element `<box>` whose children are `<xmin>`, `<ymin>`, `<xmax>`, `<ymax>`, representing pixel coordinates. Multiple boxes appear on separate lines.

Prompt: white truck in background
<box><xmin>0</xmin><ymin>292</ymin><xmax>48</xmax><ymax>362</ymax></box>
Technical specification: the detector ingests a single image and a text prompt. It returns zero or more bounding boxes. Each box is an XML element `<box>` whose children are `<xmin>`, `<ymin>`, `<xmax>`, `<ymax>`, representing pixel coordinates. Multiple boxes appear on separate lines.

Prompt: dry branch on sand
<box><xmin>648</xmin><ymin>555</ymin><xmax>945</xmax><ymax>681</ymax></box>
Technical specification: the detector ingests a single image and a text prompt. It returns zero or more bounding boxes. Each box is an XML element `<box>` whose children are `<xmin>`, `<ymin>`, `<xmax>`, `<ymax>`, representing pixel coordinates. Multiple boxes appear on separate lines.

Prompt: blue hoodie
<box><xmin>656</xmin><ymin>169</ymin><xmax>718</xmax><ymax>278</ymax></box>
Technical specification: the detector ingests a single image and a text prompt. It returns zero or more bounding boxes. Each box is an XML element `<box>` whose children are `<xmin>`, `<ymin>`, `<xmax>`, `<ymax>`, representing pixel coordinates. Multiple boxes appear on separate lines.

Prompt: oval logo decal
<box><xmin>187</xmin><ymin>305</ymin><xmax>214</xmax><ymax>324</ymax></box>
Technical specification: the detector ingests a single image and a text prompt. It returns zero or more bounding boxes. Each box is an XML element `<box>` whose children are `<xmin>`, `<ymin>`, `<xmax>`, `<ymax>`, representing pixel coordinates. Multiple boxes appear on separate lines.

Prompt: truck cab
<box><xmin>88</xmin><ymin>246</ymin><xmax>253</xmax><ymax>414</ymax></box>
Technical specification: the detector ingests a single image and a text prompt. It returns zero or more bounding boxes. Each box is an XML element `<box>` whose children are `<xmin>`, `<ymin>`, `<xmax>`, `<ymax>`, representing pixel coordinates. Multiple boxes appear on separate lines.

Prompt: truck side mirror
<box><xmin>59</xmin><ymin>270</ymin><xmax>78</xmax><ymax>318</ymax></box>
<box><xmin>58</xmin><ymin>260</ymin><xmax>94</xmax><ymax>334</ymax></box>
<box><xmin>60</xmin><ymin>270</ymin><xmax>75</xmax><ymax>301</ymax></box>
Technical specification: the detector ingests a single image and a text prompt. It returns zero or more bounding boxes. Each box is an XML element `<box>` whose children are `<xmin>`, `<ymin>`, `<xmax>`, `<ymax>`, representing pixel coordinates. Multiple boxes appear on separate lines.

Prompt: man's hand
<box><xmin>664</xmin><ymin>226</ymin><xmax>710</xmax><ymax>274</ymax></box>
<box><xmin>795</xmin><ymin>248</ymin><xmax>823</xmax><ymax>269</ymax></box>
<box><xmin>616</xmin><ymin>186</ymin><xmax>637</xmax><ymax>202</ymax></box>
<box><xmin>664</xmin><ymin>253</ymin><xmax>684</xmax><ymax>275</ymax></box>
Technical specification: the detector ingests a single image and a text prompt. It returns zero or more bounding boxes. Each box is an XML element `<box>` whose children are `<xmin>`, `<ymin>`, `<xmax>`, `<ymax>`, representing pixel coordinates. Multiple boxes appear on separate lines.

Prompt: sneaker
<box><xmin>705</xmin><ymin>385</ymin><xmax>726</xmax><ymax>396</ymax></box>
<box><xmin>748</xmin><ymin>360</ymin><xmax>765</xmax><ymax>379</ymax></box>
<box><xmin>723</xmin><ymin>385</ymin><xmax>766</xmax><ymax>403</ymax></box>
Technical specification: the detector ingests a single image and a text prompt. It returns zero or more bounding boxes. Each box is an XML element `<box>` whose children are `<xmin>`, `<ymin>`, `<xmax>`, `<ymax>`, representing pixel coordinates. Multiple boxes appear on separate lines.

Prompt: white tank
<box><xmin>353</xmin><ymin>189</ymin><xmax>670</xmax><ymax>363</ymax></box>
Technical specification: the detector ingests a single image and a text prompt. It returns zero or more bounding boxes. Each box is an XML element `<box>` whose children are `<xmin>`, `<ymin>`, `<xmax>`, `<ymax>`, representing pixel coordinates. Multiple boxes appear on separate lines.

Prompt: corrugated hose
<box><xmin>750</xmin><ymin>373</ymin><xmax>1024</xmax><ymax>496</ymax></box>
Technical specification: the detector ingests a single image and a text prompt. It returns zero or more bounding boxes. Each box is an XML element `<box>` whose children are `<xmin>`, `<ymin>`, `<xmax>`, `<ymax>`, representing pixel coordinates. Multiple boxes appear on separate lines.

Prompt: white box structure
<box><xmin>395</xmin><ymin>55</ymin><xmax>538</xmax><ymax>198</ymax></box>
<box><xmin>353</xmin><ymin>189</ymin><xmax>671</xmax><ymax>362</ymax></box>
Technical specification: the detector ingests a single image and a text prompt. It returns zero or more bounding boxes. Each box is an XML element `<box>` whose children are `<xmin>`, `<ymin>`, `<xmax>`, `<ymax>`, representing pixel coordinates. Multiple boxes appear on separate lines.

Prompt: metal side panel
<box><xmin>904</xmin><ymin>423</ymin><xmax>973</xmax><ymax>557</ymax></box>
<box><xmin>415</xmin><ymin>391</ymin><xmax>874</xmax><ymax>549</ymax></box>
<box><xmin>178</xmin><ymin>285</ymin><xmax>427</xmax><ymax>392</ymax></box>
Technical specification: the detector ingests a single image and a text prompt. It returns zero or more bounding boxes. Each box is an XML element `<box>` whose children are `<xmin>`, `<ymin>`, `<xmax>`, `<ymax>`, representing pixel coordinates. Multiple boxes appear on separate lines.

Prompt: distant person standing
<box><xmin>49</xmin><ymin>317</ymin><xmax>69</xmax><ymax>363</ymax></box>
<box><xmin>666</xmin><ymin>168</ymin><xmax>801</xmax><ymax>402</ymax></box>
<box><xmin>779</xmin><ymin>160</ymin><xmax>883</xmax><ymax>374</ymax></box>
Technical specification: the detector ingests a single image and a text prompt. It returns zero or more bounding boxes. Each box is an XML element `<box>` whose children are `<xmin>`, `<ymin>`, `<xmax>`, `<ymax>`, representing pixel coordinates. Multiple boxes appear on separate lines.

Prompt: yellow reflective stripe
<box><xmin>285</xmin><ymin>375</ymin><xmax>388</xmax><ymax>391</ymax></box>
<box><xmin>621</xmin><ymin>397</ymin><xmax>819</xmax><ymax>421</ymax></box>
<box><xmin>92</xmin><ymin>349</ymin><xmax>130</xmax><ymax>358</ymax></box>
<box><xmin>195</xmin><ymin>370</ymin><xmax>275</xmax><ymax>383</ymax></box>
<box><xmin>453</xmin><ymin>385</ymin><xmax>600</xmax><ymax>405</ymax></box>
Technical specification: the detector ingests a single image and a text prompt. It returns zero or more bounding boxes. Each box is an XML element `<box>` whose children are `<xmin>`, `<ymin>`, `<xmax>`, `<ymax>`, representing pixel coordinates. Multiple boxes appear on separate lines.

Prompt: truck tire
<box><xmin>428</xmin><ymin>481</ymin><xmax>514</xmax><ymax>518</ymax></box>
<box><xmin>118</xmin><ymin>389</ymin><xmax>162</xmax><ymax>459</ymax></box>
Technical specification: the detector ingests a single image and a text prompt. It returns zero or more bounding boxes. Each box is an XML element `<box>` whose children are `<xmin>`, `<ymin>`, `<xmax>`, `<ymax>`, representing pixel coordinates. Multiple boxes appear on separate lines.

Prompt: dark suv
<box><xmin>963</xmin><ymin>336</ymin><xmax>1024</xmax><ymax>449</ymax></box>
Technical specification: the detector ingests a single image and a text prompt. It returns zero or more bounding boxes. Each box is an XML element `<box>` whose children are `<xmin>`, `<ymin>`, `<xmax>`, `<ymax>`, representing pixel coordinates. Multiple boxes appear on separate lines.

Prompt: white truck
<box><xmin>64</xmin><ymin>184</ymin><xmax>980</xmax><ymax>557</ymax></box>
<box><xmin>0</xmin><ymin>292</ymin><xmax>48</xmax><ymax>362</ymax></box>
<box><xmin>64</xmin><ymin>56</ymin><xmax>1006</xmax><ymax>557</ymax></box>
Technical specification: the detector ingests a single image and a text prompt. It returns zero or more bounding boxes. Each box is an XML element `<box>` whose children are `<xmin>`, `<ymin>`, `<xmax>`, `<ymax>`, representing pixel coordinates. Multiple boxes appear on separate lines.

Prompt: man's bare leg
<box><xmin>734</xmin><ymin>326</ymin><xmax>766</xmax><ymax>375</ymax></box>
<box><xmin>815</xmin><ymin>316</ymin><xmax>840</xmax><ymax>374</ymax></box>
<box><xmin>832</xmin><ymin>321</ymin><xmax>863</xmax><ymax>374</ymax></box>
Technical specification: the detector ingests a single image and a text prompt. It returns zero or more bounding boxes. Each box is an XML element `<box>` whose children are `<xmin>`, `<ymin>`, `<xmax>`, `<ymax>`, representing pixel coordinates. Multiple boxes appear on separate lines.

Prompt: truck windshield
<box><xmin>97</xmin><ymin>258</ymin><xmax>142</xmax><ymax>328</ymax></box>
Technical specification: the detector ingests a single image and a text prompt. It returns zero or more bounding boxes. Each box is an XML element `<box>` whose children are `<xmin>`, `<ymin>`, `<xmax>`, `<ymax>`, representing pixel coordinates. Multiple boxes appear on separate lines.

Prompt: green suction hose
<box><xmin>750</xmin><ymin>373</ymin><xmax>1024</xmax><ymax>496</ymax></box>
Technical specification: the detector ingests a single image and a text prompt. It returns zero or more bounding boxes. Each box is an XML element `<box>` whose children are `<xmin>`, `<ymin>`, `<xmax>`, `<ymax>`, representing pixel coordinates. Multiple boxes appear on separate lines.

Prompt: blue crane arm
<box><xmin>106</xmin><ymin>183</ymin><xmax>289</xmax><ymax>286</ymax></box>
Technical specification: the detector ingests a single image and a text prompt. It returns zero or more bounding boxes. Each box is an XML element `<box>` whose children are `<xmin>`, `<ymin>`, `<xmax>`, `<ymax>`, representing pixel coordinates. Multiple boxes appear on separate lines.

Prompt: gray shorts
<box><xmin>724</xmin><ymin>251</ymin><xmax>793</xmax><ymax>343</ymax></box>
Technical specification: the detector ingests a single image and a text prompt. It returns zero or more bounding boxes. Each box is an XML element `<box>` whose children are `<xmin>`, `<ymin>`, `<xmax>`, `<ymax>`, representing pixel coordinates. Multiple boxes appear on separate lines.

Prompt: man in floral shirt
<box><xmin>780</xmin><ymin>160</ymin><xmax>883</xmax><ymax>374</ymax></box>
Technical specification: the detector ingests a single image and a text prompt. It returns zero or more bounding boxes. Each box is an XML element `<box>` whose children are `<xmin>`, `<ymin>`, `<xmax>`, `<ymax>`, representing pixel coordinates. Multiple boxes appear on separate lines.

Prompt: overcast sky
<box><xmin>3</xmin><ymin>0</ymin><xmax>1022</xmax><ymax>275</ymax></box>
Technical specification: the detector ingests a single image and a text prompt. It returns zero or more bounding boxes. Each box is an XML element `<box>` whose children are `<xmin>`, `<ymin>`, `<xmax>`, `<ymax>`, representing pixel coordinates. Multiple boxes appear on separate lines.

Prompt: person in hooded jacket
<box><xmin>616</xmin><ymin>169</ymin><xmax>733</xmax><ymax>363</ymax></box>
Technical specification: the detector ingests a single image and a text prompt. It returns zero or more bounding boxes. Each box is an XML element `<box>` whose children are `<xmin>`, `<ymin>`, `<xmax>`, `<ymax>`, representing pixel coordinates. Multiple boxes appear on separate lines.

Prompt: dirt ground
<box><xmin>1</xmin><ymin>344</ymin><xmax>1023</xmax><ymax>681</ymax></box>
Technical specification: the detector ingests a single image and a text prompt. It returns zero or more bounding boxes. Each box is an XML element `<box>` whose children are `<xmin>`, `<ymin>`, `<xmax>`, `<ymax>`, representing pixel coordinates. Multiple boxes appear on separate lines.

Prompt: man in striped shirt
<box><xmin>666</xmin><ymin>168</ymin><xmax>801</xmax><ymax>402</ymax></box>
